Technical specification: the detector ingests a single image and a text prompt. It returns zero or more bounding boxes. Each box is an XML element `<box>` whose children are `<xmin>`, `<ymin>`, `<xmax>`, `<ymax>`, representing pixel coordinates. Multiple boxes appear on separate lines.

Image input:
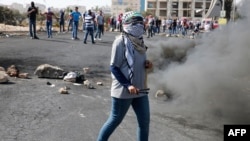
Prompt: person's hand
<box><xmin>128</xmin><ymin>85</ymin><xmax>139</xmax><ymax>95</ymax></box>
<box><xmin>145</xmin><ymin>60</ymin><xmax>153</xmax><ymax>69</ymax></box>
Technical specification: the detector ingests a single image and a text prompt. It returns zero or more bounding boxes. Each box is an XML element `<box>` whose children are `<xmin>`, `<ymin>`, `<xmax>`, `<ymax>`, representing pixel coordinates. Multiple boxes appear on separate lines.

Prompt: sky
<box><xmin>0</xmin><ymin>0</ymin><xmax>111</xmax><ymax>9</ymax></box>
<box><xmin>0</xmin><ymin>0</ymin><xmax>243</xmax><ymax>9</ymax></box>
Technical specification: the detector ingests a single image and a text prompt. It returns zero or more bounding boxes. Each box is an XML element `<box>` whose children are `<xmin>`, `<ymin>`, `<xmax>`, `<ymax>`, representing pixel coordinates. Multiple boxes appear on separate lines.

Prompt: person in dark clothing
<box><xmin>172</xmin><ymin>19</ymin><xmax>177</xmax><ymax>35</ymax></box>
<box><xmin>27</xmin><ymin>1</ymin><xmax>39</xmax><ymax>39</ymax></box>
<box><xmin>59</xmin><ymin>9</ymin><xmax>65</xmax><ymax>32</ymax></box>
<box><xmin>155</xmin><ymin>18</ymin><xmax>161</xmax><ymax>34</ymax></box>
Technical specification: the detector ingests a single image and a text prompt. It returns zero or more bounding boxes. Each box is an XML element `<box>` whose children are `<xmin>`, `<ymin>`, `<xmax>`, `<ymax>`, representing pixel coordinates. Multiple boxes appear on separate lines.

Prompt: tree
<box><xmin>0</xmin><ymin>6</ymin><xmax>26</xmax><ymax>25</ymax></box>
<box><xmin>12</xmin><ymin>10</ymin><xmax>26</xmax><ymax>25</ymax></box>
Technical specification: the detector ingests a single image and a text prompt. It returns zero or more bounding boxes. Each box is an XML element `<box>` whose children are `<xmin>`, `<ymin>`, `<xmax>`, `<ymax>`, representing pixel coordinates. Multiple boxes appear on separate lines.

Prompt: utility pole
<box><xmin>232</xmin><ymin>0</ymin><xmax>235</xmax><ymax>22</ymax></box>
<box><xmin>222</xmin><ymin>0</ymin><xmax>225</xmax><ymax>10</ymax></box>
<box><xmin>167</xmin><ymin>0</ymin><xmax>172</xmax><ymax>18</ymax></box>
<box><xmin>155</xmin><ymin>0</ymin><xmax>158</xmax><ymax>16</ymax></box>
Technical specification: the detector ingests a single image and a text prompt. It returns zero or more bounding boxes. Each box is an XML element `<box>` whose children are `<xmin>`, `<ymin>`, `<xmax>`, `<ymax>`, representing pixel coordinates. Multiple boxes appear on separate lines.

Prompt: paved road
<box><xmin>0</xmin><ymin>31</ymin><xmax>222</xmax><ymax>141</ymax></box>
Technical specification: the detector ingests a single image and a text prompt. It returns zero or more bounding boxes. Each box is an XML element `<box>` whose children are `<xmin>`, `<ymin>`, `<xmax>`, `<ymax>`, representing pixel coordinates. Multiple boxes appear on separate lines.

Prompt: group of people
<box><xmin>27</xmin><ymin>1</ymin><xmax>105</xmax><ymax>44</ymax></box>
<box><xmin>106</xmin><ymin>13</ymin><xmax>202</xmax><ymax>39</ymax></box>
<box><xmin>27</xmin><ymin>2</ymin><xmax>65</xmax><ymax>39</ymax></box>
<box><xmin>144</xmin><ymin>15</ymin><xmax>202</xmax><ymax>38</ymax></box>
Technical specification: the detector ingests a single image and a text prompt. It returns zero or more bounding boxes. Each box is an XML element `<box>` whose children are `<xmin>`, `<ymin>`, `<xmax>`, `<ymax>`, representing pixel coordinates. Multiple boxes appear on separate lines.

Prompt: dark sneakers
<box><xmin>83</xmin><ymin>41</ymin><xmax>95</xmax><ymax>44</ymax></box>
<box><xmin>31</xmin><ymin>36</ymin><xmax>39</xmax><ymax>39</ymax></box>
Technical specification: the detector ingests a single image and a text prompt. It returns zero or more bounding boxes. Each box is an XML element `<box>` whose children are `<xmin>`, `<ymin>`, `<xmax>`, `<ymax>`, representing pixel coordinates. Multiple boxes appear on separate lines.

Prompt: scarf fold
<box><xmin>122</xmin><ymin>23</ymin><xmax>147</xmax><ymax>83</ymax></box>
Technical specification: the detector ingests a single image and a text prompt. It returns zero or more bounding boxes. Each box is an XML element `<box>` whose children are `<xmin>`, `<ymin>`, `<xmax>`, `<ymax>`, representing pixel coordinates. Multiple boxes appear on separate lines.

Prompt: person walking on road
<box><xmin>83</xmin><ymin>10</ymin><xmax>95</xmax><ymax>44</ymax></box>
<box><xmin>147</xmin><ymin>15</ymin><xmax>154</xmax><ymax>38</ymax></box>
<box><xmin>97</xmin><ymin>11</ymin><xmax>153</xmax><ymax>141</ymax></box>
<box><xmin>27</xmin><ymin>1</ymin><xmax>39</xmax><ymax>39</ymax></box>
<box><xmin>71</xmin><ymin>7</ymin><xmax>82</xmax><ymax>40</ymax></box>
<box><xmin>67</xmin><ymin>9</ymin><xmax>73</xmax><ymax>32</ymax></box>
<box><xmin>94</xmin><ymin>10</ymin><xmax>104</xmax><ymax>41</ymax></box>
<box><xmin>40</xmin><ymin>8</ymin><xmax>58</xmax><ymax>38</ymax></box>
<box><xmin>59</xmin><ymin>9</ymin><xmax>65</xmax><ymax>33</ymax></box>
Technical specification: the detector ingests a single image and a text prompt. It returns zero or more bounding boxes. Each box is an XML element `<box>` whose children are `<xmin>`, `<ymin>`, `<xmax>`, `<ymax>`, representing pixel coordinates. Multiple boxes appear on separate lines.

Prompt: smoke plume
<box><xmin>147</xmin><ymin>0</ymin><xmax>250</xmax><ymax>125</ymax></box>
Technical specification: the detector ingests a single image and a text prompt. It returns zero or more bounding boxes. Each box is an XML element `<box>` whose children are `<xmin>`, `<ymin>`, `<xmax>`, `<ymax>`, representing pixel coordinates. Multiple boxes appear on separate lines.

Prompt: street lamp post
<box><xmin>222</xmin><ymin>0</ymin><xmax>225</xmax><ymax>10</ymax></box>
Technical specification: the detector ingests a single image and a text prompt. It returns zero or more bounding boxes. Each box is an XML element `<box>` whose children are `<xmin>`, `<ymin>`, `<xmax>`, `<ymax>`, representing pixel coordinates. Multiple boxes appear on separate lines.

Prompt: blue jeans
<box><xmin>84</xmin><ymin>26</ymin><xmax>94</xmax><ymax>43</ymax></box>
<box><xmin>95</xmin><ymin>25</ymin><xmax>103</xmax><ymax>39</ymax></box>
<box><xmin>68</xmin><ymin>19</ymin><xmax>73</xmax><ymax>31</ymax></box>
<box><xmin>46</xmin><ymin>20</ymin><xmax>52</xmax><ymax>37</ymax></box>
<box><xmin>147</xmin><ymin>25</ymin><xmax>153</xmax><ymax>37</ymax></box>
<box><xmin>97</xmin><ymin>96</ymin><xmax>150</xmax><ymax>141</ymax></box>
<box><xmin>72</xmin><ymin>21</ymin><xmax>79</xmax><ymax>38</ymax></box>
<box><xmin>172</xmin><ymin>26</ymin><xmax>177</xmax><ymax>35</ymax></box>
<box><xmin>59</xmin><ymin>20</ymin><xmax>65</xmax><ymax>32</ymax></box>
<box><xmin>182</xmin><ymin>27</ymin><xmax>187</xmax><ymax>36</ymax></box>
<box><xmin>29</xmin><ymin>19</ymin><xmax>37</xmax><ymax>37</ymax></box>
<box><xmin>168</xmin><ymin>28</ymin><xmax>172</xmax><ymax>35</ymax></box>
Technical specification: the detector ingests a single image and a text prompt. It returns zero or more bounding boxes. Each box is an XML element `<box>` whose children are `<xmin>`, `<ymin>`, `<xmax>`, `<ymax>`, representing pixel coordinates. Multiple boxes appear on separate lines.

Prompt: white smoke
<box><xmin>147</xmin><ymin>0</ymin><xmax>250</xmax><ymax>124</ymax></box>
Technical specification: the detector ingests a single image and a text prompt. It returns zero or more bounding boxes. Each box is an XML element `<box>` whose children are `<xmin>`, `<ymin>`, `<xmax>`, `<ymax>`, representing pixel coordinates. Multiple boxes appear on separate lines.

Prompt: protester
<box><xmin>94</xmin><ymin>10</ymin><xmax>104</xmax><ymax>41</ymax></box>
<box><xmin>167</xmin><ymin>18</ymin><xmax>173</xmax><ymax>36</ymax></box>
<box><xmin>40</xmin><ymin>8</ymin><xmax>58</xmax><ymax>38</ymax></box>
<box><xmin>109</xmin><ymin>16</ymin><xmax>115</xmax><ymax>32</ymax></box>
<box><xmin>155</xmin><ymin>17</ymin><xmax>161</xmax><ymax>34</ymax></box>
<box><xmin>59</xmin><ymin>9</ymin><xmax>65</xmax><ymax>32</ymax></box>
<box><xmin>83</xmin><ymin>10</ymin><xmax>95</xmax><ymax>44</ymax></box>
<box><xmin>182</xmin><ymin>18</ymin><xmax>188</xmax><ymax>36</ymax></box>
<box><xmin>172</xmin><ymin>19</ymin><xmax>177</xmax><ymax>35</ymax></box>
<box><xmin>71</xmin><ymin>7</ymin><xmax>82</xmax><ymax>40</ymax></box>
<box><xmin>27</xmin><ymin>1</ymin><xmax>39</xmax><ymax>39</ymax></box>
<box><xmin>67</xmin><ymin>9</ymin><xmax>73</xmax><ymax>32</ymax></box>
<box><xmin>97</xmin><ymin>11</ymin><xmax>153</xmax><ymax>141</ymax></box>
<box><xmin>117</xmin><ymin>13</ymin><xmax>123</xmax><ymax>32</ymax></box>
<box><xmin>147</xmin><ymin>15</ymin><xmax>154</xmax><ymax>38</ymax></box>
<box><xmin>162</xmin><ymin>17</ymin><xmax>167</xmax><ymax>33</ymax></box>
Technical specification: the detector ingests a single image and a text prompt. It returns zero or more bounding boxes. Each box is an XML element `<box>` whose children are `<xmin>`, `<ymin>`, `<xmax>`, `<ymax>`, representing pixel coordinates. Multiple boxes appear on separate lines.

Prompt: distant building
<box><xmin>94</xmin><ymin>5</ymin><xmax>112</xmax><ymax>15</ymax></box>
<box><xmin>146</xmin><ymin>0</ymin><xmax>222</xmax><ymax>20</ymax></box>
<box><xmin>140</xmin><ymin>0</ymin><xmax>146</xmax><ymax>12</ymax></box>
<box><xmin>111</xmin><ymin>0</ymin><xmax>140</xmax><ymax>16</ymax></box>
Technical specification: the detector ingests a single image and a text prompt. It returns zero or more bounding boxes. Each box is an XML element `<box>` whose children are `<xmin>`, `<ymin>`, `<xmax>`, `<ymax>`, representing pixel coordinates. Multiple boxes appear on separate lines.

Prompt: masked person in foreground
<box><xmin>97</xmin><ymin>11</ymin><xmax>153</xmax><ymax>141</ymax></box>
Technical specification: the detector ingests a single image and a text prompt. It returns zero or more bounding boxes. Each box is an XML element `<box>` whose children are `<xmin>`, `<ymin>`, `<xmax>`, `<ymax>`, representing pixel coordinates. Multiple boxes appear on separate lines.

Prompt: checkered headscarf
<box><xmin>122</xmin><ymin>11</ymin><xmax>143</xmax><ymax>24</ymax></box>
<box><xmin>121</xmin><ymin>11</ymin><xmax>146</xmax><ymax>83</ymax></box>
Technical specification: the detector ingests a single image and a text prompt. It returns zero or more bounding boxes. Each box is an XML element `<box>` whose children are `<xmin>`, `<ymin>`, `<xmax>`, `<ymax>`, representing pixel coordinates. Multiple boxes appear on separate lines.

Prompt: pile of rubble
<box><xmin>34</xmin><ymin>64</ymin><xmax>103</xmax><ymax>94</ymax></box>
<box><xmin>0</xmin><ymin>64</ymin><xmax>104</xmax><ymax>94</ymax></box>
<box><xmin>1</xmin><ymin>64</ymin><xmax>169</xmax><ymax>99</ymax></box>
<box><xmin>0</xmin><ymin>65</ymin><xmax>29</xmax><ymax>83</ymax></box>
